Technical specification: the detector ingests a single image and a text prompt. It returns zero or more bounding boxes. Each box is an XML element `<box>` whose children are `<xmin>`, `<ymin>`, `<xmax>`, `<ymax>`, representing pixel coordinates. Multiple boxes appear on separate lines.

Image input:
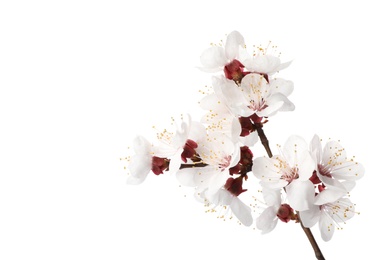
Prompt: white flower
<box><xmin>199</xmin><ymin>31</ymin><xmax>245</xmax><ymax>73</ymax></box>
<box><xmin>177</xmin><ymin>133</ymin><xmax>240</xmax><ymax>194</ymax></box>
<box><xmin>199</xmin><ymin>92</ymin><xmax>242</xmax><ymax>143</ymax></box>
<box><xmin>207</xmin><ymin>189</ymin><xmax>253</xmax><ymax>227</ymax></box>
<box><xmin>211</xmin><ymin>73</ymin><xmax>294</xmax><ymax>119</ymax></box>
<box><xmin>126</xmin><ymin>136</ymin><xmax>153</xmax><ymax>185</ymax></box>
<box><xmin>310</xmin><ymin>134</ymin><xmax>365</xmax><ymax>191</ymax></box>
<box><xmin>256</xmin><ymin>188</ymin><xmax>282</xmax><ymax>234</ymax></box>
<box><xmin>175</xmin><ymin>133</ymin><xmax>253</xmax><ymax>226</ymax></box>
<box><xmin>252</xmin><ymin>135</ymin><xmax>315</xmax><ymax>211</ymax></box>
<box><xmin>300</xmin><ymin>193</ymin><xmax>356</xmax><ymax>241</ymax></box>
<box><xmin>242</xmin><ymin>54</ymin><xmax>292</xmax><ymax>76</ymax></box>
<box><xmin>153</xmin><ymin>115</ymin><xmax>206</xmax><ymax>173</ymax></box>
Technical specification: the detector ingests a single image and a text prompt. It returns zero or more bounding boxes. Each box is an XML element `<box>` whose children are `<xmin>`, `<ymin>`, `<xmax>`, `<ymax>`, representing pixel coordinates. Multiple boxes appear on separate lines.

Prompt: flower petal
<box><xmin>286</xmin><ymin>180</ymin><xmax>314</xmax><ymax>211</ymax></box>
<box><xmin>314</xmin><ymin>189</ymin><xmax>346</xmax><ymax>205</ymax></box>
<box><xmin>299</xmin><ymin>206</ymin><xmax>321</xmax><ymax>228</ymax></box>
<box><xmin>256</xmin><ymin>206</ymin><xmax>278</xmax><ymax>234</ymax></box>
<box><xmin>262</xmin><ymin>188</ymin><xmax>282</xmax><ymax>206</ymax></box>
<box><xmin>282</xmin><ymin>135</ymin><xmax>309</xmax><ymax>167</ymax></box>
<box><xmin>332</xmin><ymin>161</ymin><xmax>365</xmax><ymax>181</ymax></box>
<box><xmin>200</xmin><ymin>46</ymin><xmax>227</xmax><ymax>71</ymax></box>
<box><xmin>298</xmin><ymin>151</ymin><xmax>316</xmax><ymax>180</ymax></box>
<box><xmin>230</xmin><ymin>197</ymin><xmax>253</xmax><ymax>226</ymax></box>
<box><xmin>309</xmin><ymin>134</ymin><xmax>322</xmax><ymax>165</ymax></box>
<box><xmin>225</xmin><ymin>31</ymin><xmax>245</xmax><ymax>61</ymax></box>
<box><xmin>319</xmin><ymin>213</ymin><xmax>335</xmax><ymax>241</ymax></box>
<box><xmin>252</xmin><ymin>157</ymin><xmax>288</xmax><ymax>189</ymax></box>
<box><xmin>175</xmin><ymin>168</ymin><xmax>198</xmax><ymax>187</ymax></box>
<box><xmin>269</xmin><ymin>78</ymin><xmax>294</xmax><ymax>97</ymax></box>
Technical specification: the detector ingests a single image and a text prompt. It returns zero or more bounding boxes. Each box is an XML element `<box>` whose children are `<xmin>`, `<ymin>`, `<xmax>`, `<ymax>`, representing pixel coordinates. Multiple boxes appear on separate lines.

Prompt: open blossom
<box><xmin>200</xmin><ymin>31</ymin><xmax>292</xmax><ymax>80</ymax></box>
<box><xmin>309</xmin><ymin>135</ymin><xmax>365</xmax><ymax>192</ymax></box>
<box><xmin>176</xmin><ymin>133</ymin><xmax>252</xmax><ymax>226</ymax></box>
<box><xmin>153</xmin><ymin>115</ymin><xmax>206</xmax><ymax>173</ymax></box>
<box><xmin>241</xmin><ymin>53</ymin><xmax>292</xmax><ymax>76</ymax></box>
<box><xmin>252</xmin><ymin>135</ymin><xmax>315</xmax><ymax>211</ymax></box>
<box><xmin>256</xmin><ymin>188</ymin><xmax>282</xmax><ymax>234</ymax></box>
<box><xmin>211</xmin><ymin>73</ymin><xmax>294</xmax><ymax>119</ymax></box>
<box><xmin>126</xmin><ymin>136</ymin><xmax>155</xmax><ymax>185</ymax></box>
<box><xmin>300</xmin><ymin>190</ymin><xmax>356</xmax><ymax>241</ymax></box>
<box><xmin>199</xmin><ymin>30</ymin><xmax>245</xmax><ymax>76</ymax></box>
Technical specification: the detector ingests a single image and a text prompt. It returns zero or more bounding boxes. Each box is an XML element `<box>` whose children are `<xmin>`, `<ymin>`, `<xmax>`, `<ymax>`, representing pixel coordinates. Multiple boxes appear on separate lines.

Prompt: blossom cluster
<box><xmin>125</xmin><ymin>31</ymin><xmax>364</xmax><ymax>242</ymax></box>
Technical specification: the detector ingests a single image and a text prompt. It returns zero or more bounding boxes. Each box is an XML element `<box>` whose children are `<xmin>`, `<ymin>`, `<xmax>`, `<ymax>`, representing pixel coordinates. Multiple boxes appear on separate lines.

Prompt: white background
<box><xmin>0</xmin><ymin>1</ymin><xmax>387</xmax><ymax>259</ymax></box>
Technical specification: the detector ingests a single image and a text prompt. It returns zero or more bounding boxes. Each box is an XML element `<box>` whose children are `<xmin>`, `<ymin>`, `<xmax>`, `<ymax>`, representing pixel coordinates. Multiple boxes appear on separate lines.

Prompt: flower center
<box><xmin>248</xmin><ymin>98</ymin><xmax>268</xmax><ymax>112</ymax></box>
<box><xmin>282</xmin><ymin>167</ymin><xmax>299</xmax><ymax>183</ymax></box>
<box><xmin>219</xmin><ymin>155</ymin><xmax>232</xmax><ymax>171</ymax></box>
<box><xmin>318</xmin><ymin>164</ymin><xmax>332</xmax><ymax>178</ymax></box>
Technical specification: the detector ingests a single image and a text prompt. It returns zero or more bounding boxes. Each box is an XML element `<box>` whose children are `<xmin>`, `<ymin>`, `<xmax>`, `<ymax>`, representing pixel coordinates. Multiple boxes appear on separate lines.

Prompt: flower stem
<box><xmin>255</xmin><ymin>122</ymin><xmax>325</xmax><ymax>260</ymax></box>
<box><xmin>179</xmin><ymin>162</ymin><xmax>208</xmax><ymax>169</ymax></box>
<box><xmin>297</xmin><ymin>212</ymin><xmax>325</xmax><ymax>260</ymax></box>
<box><xmin>254</xmin><ymin>122</ymin><xmax>273</xmax><ymax>158</ymax></box>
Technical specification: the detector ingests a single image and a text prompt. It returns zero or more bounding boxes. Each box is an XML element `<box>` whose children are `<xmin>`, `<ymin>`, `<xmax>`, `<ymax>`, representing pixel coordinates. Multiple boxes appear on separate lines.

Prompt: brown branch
<box><xmin>254</xmin><ymin>122</ymin><xmax>273</xmax><ymax>158</ymax></box>
<box><xmin>297</xmin><ymin>212</ymin><xmax>325</xmax><ymax>260</ymax></box>
<box><xmin>179</xmin><ymin>163</ymin><xmax>208</xmax><ymax>169</ymax></box>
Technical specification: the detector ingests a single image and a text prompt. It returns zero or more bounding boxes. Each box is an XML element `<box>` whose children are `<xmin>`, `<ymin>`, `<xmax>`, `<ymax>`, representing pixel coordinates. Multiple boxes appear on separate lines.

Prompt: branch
<box><xmin>297</xmin><ymin>212</ymin><xmax>325</xmax><ymax>260</ymax></box>
<box><xmin>254</xmin><ymin>122</ymin><xmax>273</xmax><ymax>158</ymax></box>
<box><xmin>179</xmin><ymin>162</ymin><xmax>208</xmax><ymax>169</ymax></box>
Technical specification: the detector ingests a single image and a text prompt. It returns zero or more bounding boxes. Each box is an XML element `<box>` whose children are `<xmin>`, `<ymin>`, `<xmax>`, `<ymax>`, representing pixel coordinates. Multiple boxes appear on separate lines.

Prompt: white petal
<box><xmin>225</xmin><ymin>31</ymin><xmax>245</xmax><ymax>61</ymax></box>
<box><xmin>257</xmin><ymin>94</ymin><xmax>285</xmax><ymax>116</ymax></box>
<box><xmin>230</xmin><ymin>197</ymin><xmax>253</xmax><ymax>226</ymax></box>
<box><xmin>286</xmin><ymin>180</ymin><xmax>314</xmax><ymax>211</ymax></box>
<box><xmin>314</xmin><ymin>189</ymin><xmax>346</xmax><ymax>205</ymax></box>
<box><xmin>168</xmin><ymin>151</ymin><xmax>182</xmax><ymax>174</ymax></box>
<box><xmin>200</xmin><ymin>46</ymin><xmax>227</xmax><ymax>70</ymax></box>
<box><xmin>133</xmin><ymin>135</ymin><xmax>151</xmax><ymax>155</ymax></box>
<box><xmin>249</xmin><ymin>54</ymin><xmax>281</xmax><ymax>74</ymax></box>
<box><xmin>319</xmin><ymin>213</ymin><xmax>335</xmax><ymax>241</ymax></box>
<box><xmin>256</xmin><ymin>206</ymin><xmax>278</xmax><ymax>234</ymax></box>
<box><xmin>252</xmin><ymin>157</ymin><xmax>288</xmax><ymax>189</ymax></box>
<box><xmin>309</xmin><ymin>134</ymin><xmax>322</xmax><ymax>164</ymax></box>
<box><xmin>207</xmin><ymin>189</ymin><xmax>232</xmax><ymax>205</ymax></box>
<box><xmin>322</xmin><ymin>140</ymin><xmax>347</xmax><ymax>167</ymax></box>
<box><xmin>276</xmin><ymin>60</ymin><xmax>293</xmax><ymax>71</ymax></box>
<box><xmin>332</xmin><ymin>198</ymin><xmax>355</xmax><ymax>222</ymax></box>
<box><xmin>129</xmin><ymin>154</ymin><xmax>151</xmax><ymax>180</ymax></box>
<box><xmin>341</xmin><ymin>181</ymin><xmax>356</xmax><ymax>192</ymax></box>
<box><xmin>188</xmin><ymin>121</ymin><xmax>207</xmax><ymax>141</ymax></box>
<box><xmin>299</xmin><ymin>206</ymin><xmax>321</xmax><ymax>228</ymax></box>
<box><xmin>282</xmin><ymin>135</ymin><xmax>309</xmax><ymax>166</ymax></box>
<box><xmin>175</xmin><ymin>168</ymin><xmax>198</xmax><ymax>187</ymax></box>
<box><xmin>238</xmin><ymin>130</ymin><xmax>258</xmax><ymax>147</ymax></box>
<box><xmin>269</xmin><ymin>78</ymin><xmax>294</xmax><ymax>97</ymax></box>
<box><xmin>297</xmin><ymin>151</ymin><xmax>316</xmax><ymax>180</ymax></box>
<box><xmin>332</xmin><ymin>161</ymin><xmax>365</xmax><ymax>181</ymax></box>
<box><xmin>126</xmin><ymin>174</ymin><xmax>147</xmax><ymax>185</ymax></box>
<box><xmin>318</xmin><ymin>175</ymin><xmax>346</xmax><ymax>192</ymax></box>
<box><xmin>262</xmin><ymin>188</ymin><xmax>282</xmax><ymax>206</ymax></box>
<box><xmin>207</xmin><ymin>170</ymin><xmax>230</xmax><ymax>196</ymax></box>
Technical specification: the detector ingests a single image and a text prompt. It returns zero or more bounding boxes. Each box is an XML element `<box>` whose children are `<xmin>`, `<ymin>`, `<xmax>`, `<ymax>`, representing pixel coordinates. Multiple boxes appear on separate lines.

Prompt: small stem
<box><xmin>254</xmin><ymin>122</ymin><xmax>273</xmax><ymax>158</ymax></box>
<box><xmin>179</xmin><ymin>162</ymin><xmax>208</xmax><ymax>169</ymax></box>
<box><xmin>297</xmin><ymin>212</ymin><xmax>325</xmax><ymax>260</ymax></box>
